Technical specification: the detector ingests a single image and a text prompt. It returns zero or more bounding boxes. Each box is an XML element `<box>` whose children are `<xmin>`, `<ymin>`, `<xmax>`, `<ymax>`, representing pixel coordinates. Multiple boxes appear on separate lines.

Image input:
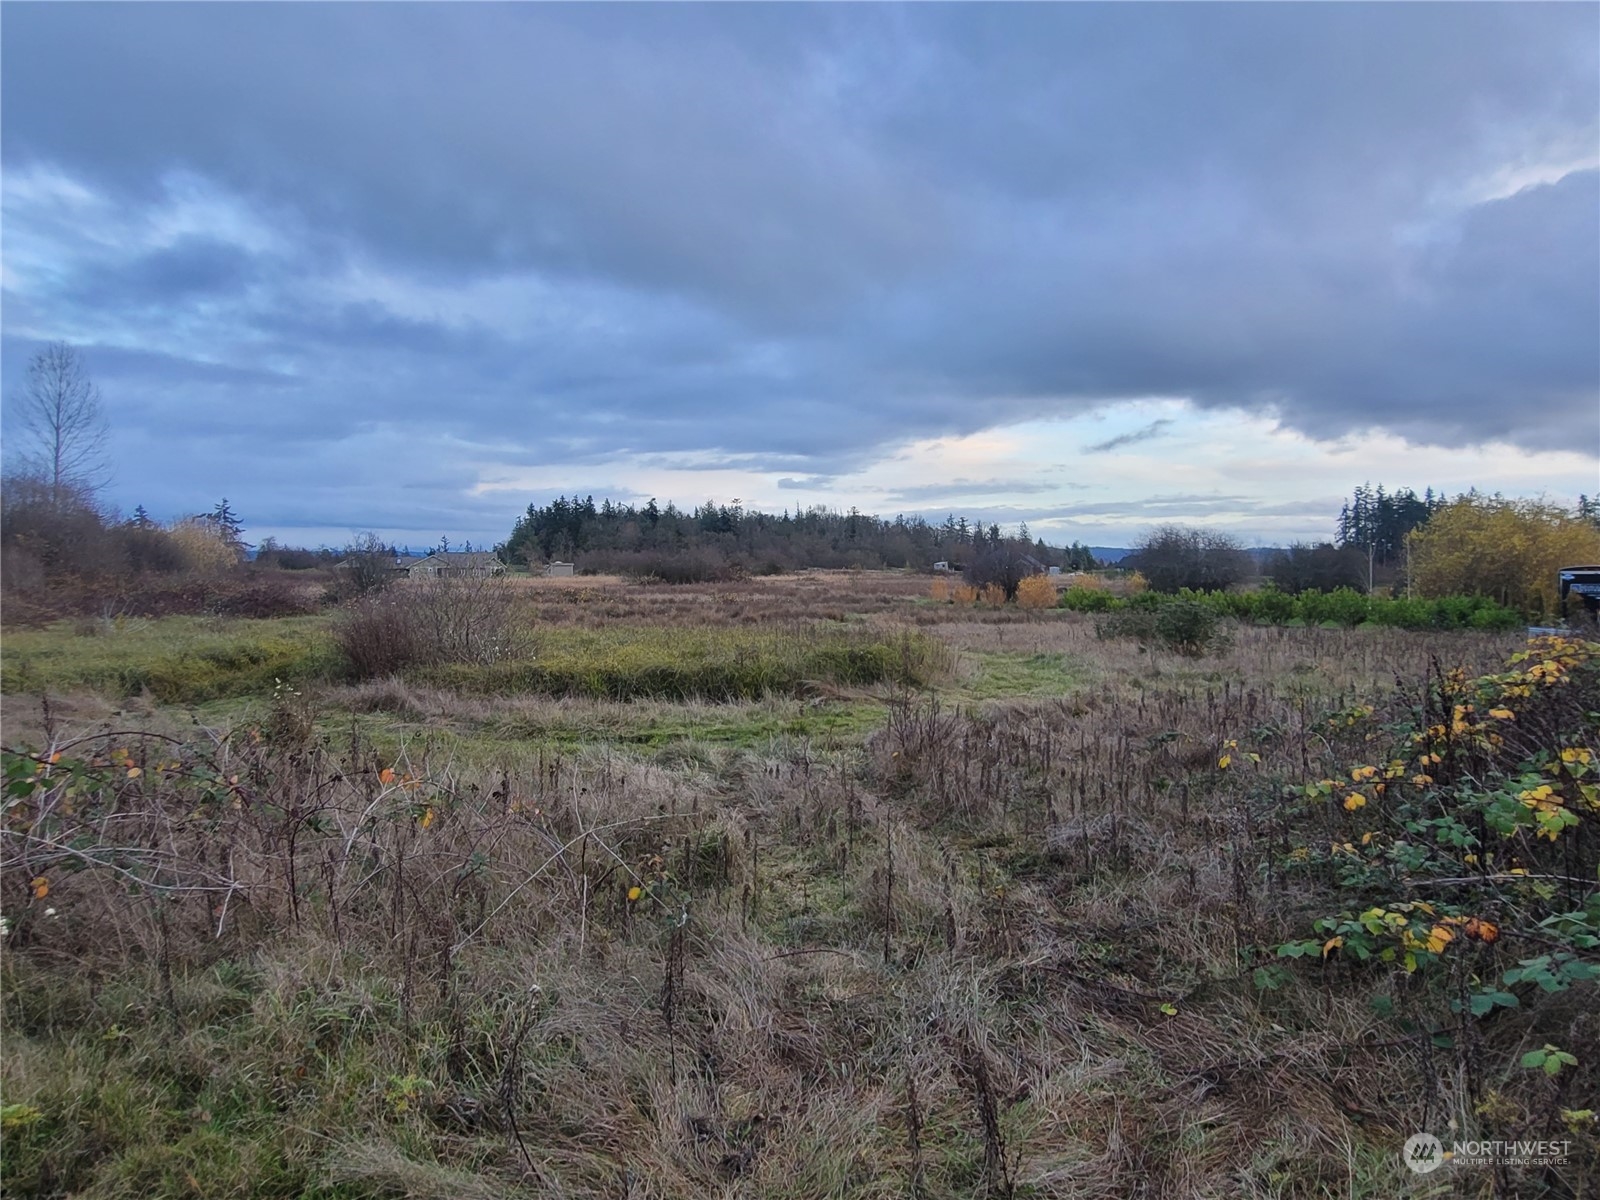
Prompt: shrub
<box><xmin>929</xmin><ymin>577</ymin><xmax>951</xmax><ymax>603</ymax></box>
<box><xmin>336</xmin><ymin>593</ymin><xmax>427</xmax><ymax>677</ymax></box>
<box><xmin>1014</xmin><ymin>574</ymin><xmax>1056</xmax><ymax>609</ymax></box>
<box><xmin>1297</xmin><ymin>586</ymin><xmax>1371</xmax><ymax>628</ymax></box>
<box><xmin>1274</xmin><ymin>636</ymin><xmax>1600</xmax><ymax>1095</ymax></box>
<box><xmin>1058</xmin><ymin>586</ymin><xmax>1116</xmax><ymax>613</ymax></box>
<box><xmin>1096</xmin><ymin>598</ymin><xmax>1226</xmax><ymax>656</ymax></box>
<box><xmin>0</xmin><ymin>475</ymin><xmax>111</xmax><ymax>582</ymax></box>
<box><xmin>206</xmin><ymin>575</ymin><xmax>321</xmax><ymax>619</ymax></box>
<box><xmin>953</xmin><ymin>584</ymin><xmax>978</xmax><ymax>604</ymax></box>
<box><xmin>336</xmin><ymin>579</ymin><xmax>531</xmax><ymax>679</ymax></box>
<box><xmin>166</xmin><ymin>517</ymin><xmax>239</xmax><ymax>575</ymax></box>
<box><xmin>1246</xmin><ymin>584</ymin><xmax>1299</xmax><ymax>624</ymax></box>
<box><xmin>1154</xmin><ymin>599</ymin><xmax>1227</xmax><ymax>655</ymax></box>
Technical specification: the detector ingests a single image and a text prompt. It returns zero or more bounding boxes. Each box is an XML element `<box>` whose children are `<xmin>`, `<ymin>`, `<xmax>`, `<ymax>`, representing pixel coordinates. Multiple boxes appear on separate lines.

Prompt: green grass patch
<box><xmin>324</xmin><ymin>700</ymin><xmax>888</xmax><ymax>767</ymax></box>
<box><xmin>956</xmin><ymin>651</ymin><xmax>1090</xmax><ymax>700</ymax></box>
<box><xmin>0</xmin><ymin>616</ymin><xmax>339</xmax><ymax>704</ymax></box>
<box><xmin>412</xmin><ymin>626</ymin><xmax>945</xmax><ymax>701</ymax></box>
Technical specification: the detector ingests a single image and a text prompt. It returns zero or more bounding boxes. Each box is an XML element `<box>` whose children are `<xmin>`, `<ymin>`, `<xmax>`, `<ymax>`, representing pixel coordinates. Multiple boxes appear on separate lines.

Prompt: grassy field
<box><xmin>2</xmin><ymin>572</ymin><xmax>1596</xmax><ymax>1198</ymax></box>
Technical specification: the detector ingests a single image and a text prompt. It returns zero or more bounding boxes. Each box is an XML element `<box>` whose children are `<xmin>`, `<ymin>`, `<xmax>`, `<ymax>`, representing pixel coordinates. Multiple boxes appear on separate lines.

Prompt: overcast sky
<box><xmin>3</xmin><ymin>3</ymin><xmax>1596</xmax><ymax>550</ymax></box>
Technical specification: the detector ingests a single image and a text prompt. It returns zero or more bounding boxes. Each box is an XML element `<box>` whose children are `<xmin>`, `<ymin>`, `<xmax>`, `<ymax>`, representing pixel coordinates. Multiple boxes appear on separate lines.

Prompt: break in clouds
<box><xmin>2</xmin><ymin>4</ymin><xmax>1596</xmax><ymax>542</ymax></box>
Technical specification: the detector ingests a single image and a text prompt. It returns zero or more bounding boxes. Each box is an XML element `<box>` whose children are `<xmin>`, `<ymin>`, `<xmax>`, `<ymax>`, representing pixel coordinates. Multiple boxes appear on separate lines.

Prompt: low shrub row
<box><xmin>1061</xmin><ymin>584</ymin><xmax>1523</xmax><ymax>630</ymax></box>
<box><xmin>1</xmin><ymin>571</ymin><xmax>323</xmax><ymax>626</ymax></box>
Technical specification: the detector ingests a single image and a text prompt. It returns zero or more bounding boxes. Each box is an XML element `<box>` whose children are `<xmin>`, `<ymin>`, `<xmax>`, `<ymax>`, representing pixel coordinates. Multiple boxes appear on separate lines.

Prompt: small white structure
<box><xmin>1048</xmin><ymin>566</ymin><xmax>1061</xmax><ymax>576</ymax></box>
<box><xmin>546</xmin><ymin>561</ymin><xmax>575</xmax><ymax>578</ymax></box>
<box><xmin>933</xmin><ymin>561</ymin><xmax>951</xmax><ymax>573</ymax></box>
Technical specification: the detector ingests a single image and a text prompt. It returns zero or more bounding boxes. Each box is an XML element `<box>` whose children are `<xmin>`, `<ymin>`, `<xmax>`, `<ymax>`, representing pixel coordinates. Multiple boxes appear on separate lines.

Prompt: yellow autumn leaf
<box><xmin>1343</xmin><ymin>793</ymin><xmax>1367</xmax><ymax>811</ymax></box>
<box><xmin>1350</xmin><ymin>765</ymin><xmax>1377</xmax><ymax>782</ymax></box>
<box><xmin>126</xmin><ymin>766</ymin><xmax>141</xmax><ymax>779</ymax></box>
<box><xmin>1322</xmin><ymin>936</ymin><xmax>1343</xmax><ymax>957</ymax></box>
<box><xmin>627</xmin><ymin>886</ymin><xmax>643</xmax><ymax>902</ymax></box>
<box><xmin>1217</xmin><ymin>754</ymin><xmax>1231</xmax><ymax>770</ymax></box>
<box><xmin>418</xmin><ymin>807</ymin><xmax>435</xmax><ymax>829</ymax></box>
<box><xmin>379</xmin><ymin>767</ymin><xmax>396</xmax><ymax>785</ymax></box>
<box><xmin>31</xmin><ymin>876</ymin><xmax>49</xmax><ymax>900</ymax></box>
<box><xmin>1488</xmin><ymin>708</ymin><xmax>1515</xmax><ymax>720</ymax></box>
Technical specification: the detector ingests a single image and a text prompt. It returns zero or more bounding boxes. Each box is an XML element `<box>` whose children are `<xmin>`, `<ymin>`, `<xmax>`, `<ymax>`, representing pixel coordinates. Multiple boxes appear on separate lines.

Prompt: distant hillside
<box><xmin>1089</xmin><ymin>546</ymin><xmax>1133</xmax><ymax>564</ymax></box>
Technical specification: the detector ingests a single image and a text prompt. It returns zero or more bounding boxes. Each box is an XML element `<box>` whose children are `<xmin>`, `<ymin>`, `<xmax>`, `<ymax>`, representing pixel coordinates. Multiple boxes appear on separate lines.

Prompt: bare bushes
<box><xmin>337</xmin><ymin>578</ymin><xmax>531</xmax><ymax>679</ymax></box>
<box><xmin>327</xmin><ymin>532</ymin><xmax>398</xmax><ymax>601</ymax></box>
<box><xmin>581</xmin><ymin>546</ymin><xmax>739</xmax><ymax>583</ymax></box>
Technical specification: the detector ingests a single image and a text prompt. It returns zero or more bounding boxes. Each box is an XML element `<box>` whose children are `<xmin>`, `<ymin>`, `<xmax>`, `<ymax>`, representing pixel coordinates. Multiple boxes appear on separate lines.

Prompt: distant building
<box><xmin>1047</xmin><ymin>566</ymin><xmax>1061</xmax><ymax>576</ymax></box>
<box><xmin>407</xmin><ymin>551</ymin><xmax>506</xmax><ymax>579</ymax></box>
<box><xmin>933</xmin><ymin>561</ymin><xmax>951</xmax><ymax>573</ymax></box>
<box><xmin>546</xmin><ymin>561</ymin><xmax>575</xmax><ymax>578</ymax></box>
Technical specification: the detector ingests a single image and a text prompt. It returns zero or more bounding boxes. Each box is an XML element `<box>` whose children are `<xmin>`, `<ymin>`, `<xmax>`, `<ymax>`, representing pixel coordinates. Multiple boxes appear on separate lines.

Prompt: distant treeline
<box><xmin>500</xmin><ymin>496</ymin><xmax>1100</xmax><ymax>579</ymax></box>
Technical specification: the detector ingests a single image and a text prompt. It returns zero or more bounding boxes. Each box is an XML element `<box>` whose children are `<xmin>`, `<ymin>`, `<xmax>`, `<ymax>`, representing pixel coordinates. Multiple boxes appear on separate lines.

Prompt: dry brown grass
<box><xmin>3</xmin><ymin>584</ymin><xmax>1590</xmax><ymax>1197</ymax></box>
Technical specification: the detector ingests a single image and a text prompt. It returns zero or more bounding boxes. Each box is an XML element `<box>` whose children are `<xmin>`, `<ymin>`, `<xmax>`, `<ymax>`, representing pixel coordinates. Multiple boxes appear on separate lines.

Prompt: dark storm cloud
<box><xmin>2</xmin><ymin>3</ymin><xmax>1595</xmax><ymax>538</ymax></box>
<box><xmin>78</xmin><ymin>237</ymin><xmax>261</xmax><ymax>304</ymax></box>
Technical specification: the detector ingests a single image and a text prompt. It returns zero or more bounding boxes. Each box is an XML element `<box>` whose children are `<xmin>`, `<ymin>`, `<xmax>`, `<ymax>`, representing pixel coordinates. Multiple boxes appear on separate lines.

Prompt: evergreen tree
<box><xmin>204</xmin><ymin>498</ymin><xmax>248</xmax><ymax>556</ymax></box>
<box><xmin>1577</xmin><ymin>495</ymin><xmax>1600</xmax><ymax>531</ymax></box>
<box><xmin>1337</xmin><ymin>483</ymin><xmax>1436</xmax><ymax>565</ymax></box>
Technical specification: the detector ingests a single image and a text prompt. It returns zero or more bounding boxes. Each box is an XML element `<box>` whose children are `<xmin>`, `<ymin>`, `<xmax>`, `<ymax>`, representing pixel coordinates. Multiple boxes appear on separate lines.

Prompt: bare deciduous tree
<box><xmin>338</xmin><ymin>531</ymin><xmax>398</xmax><ymax>598</ymax></box>
<box><xmin>1126</xmin><ymin>524</ymin><xmax>1252</xmax><ymax>593</ymax></box>
<box><xmin>11</xmin><ymin>342</ymin><xmax>110</xmax><ymax>505</ymax></box>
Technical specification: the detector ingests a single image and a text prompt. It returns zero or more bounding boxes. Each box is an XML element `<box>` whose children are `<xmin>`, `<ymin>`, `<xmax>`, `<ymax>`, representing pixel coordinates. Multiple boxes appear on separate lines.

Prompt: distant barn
<box><xmin>546</xmin><ymin>561</ymin><xmax>575</xmax><ymax>578</ymax></box>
